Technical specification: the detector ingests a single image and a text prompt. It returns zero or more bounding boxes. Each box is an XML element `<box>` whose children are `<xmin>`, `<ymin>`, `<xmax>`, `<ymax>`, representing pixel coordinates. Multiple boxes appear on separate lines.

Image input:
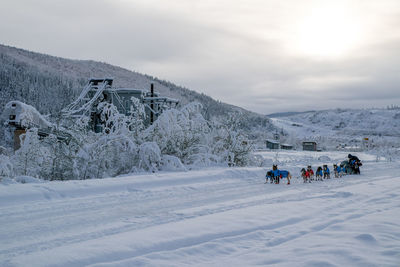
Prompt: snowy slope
<box><xmin>0</xmin><ymin>44</ymin><xmax>269</xmax><ymax>127</ymax></box>
<box><xmin>277</xmin><ymin>109</ymin><xmax>400</xmax><ymax>137</ymax></box>
<box><xmin>269</xmin><ymin>108</ymin><xmax>400</xmax><ymax>152</ymax></box>
<box><xmin>1</xmin><ymin>151</ymin><xmax>399</xmax><ymax>267</ymax></box>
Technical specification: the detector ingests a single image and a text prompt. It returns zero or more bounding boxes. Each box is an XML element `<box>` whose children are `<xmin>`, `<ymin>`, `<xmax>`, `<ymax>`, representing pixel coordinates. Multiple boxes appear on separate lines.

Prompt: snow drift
<box><xmin>0</xmin><ymin>152</ymin><xmax>399</xmax><ymax>266</ymax></box>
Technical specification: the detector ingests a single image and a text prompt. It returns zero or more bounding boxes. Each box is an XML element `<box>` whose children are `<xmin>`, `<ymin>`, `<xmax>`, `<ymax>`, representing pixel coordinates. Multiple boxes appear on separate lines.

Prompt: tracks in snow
<box><xmin>1</xmin><ymin>163</ymin><xmax>399</xmax><ymax>266</ymax></box>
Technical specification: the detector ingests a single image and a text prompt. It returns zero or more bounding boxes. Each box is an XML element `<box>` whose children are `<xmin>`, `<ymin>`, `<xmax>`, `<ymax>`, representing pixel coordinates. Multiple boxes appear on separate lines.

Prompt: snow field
<box><xmin>0</xmin><ymin>151</ymin><xmax>399</xmax><ymax>266</ymax></box>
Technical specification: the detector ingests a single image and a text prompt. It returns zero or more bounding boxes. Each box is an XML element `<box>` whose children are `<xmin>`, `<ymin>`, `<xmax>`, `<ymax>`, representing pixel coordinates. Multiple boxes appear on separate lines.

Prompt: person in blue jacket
<box><xmin>348</xmin><ymin>154</ymin><xmax>362</xmax><ymax>174</ymax></box>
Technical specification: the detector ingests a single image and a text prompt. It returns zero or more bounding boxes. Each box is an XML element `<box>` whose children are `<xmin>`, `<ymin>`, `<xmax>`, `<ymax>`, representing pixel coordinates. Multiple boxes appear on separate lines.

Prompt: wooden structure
<box><xmin>280</xmin><ymin>144</ymin><xmax>293</xmax><ymax>150</ymax></box>
<box><xmin>302</xmin><ymin>141</ymin><xmax>317</xmax><ymax>151</ymax></box>
<box><xmin>62</xmin><ymin>78</ymin><xmax>179</xmax><ymax>132</ymax></box>
<box><xmin>266</xmin><ymin>140</ymin><xmax>280</xmax><ymax>149</ymax></box>
<box><xmin>13</xmin><ymin>129</ymin><xmax>26</xmax><ymax>150</ymax></box>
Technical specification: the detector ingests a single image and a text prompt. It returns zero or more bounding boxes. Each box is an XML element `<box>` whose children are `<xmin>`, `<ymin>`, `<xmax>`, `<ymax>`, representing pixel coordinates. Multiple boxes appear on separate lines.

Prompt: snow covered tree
<box><xmin>40</xmin><ymin>134</ymin><xmax>79</xmax><ymax>180</ymax></box>
<box><xmin>143</xmin><ymin>102</ymin><xmax>212</xmax><ymax>166</ymax></box>
<box><xmin>160</xmin><ymin>154</ymin><xmax>186</xmax><ymax>171</ymax></box>
<box><xmin>127</xmin><ymin>97</ymin><xmax>146</xmax><ymax>140</ymax></box>
<box><xmin>210</xmin><ymin>112</ymin><xmax>253</xmax><ymax>167</ymax></box>
<box><xmin>12</xmin><ymin>128</ymin><xmax>52</xmax><ymax>177</ymax></box>
<box><xmin>0</xmin><ymin>154</ymin><xmax>13</xmax><ymax>180</ymax></box>
<box><xmin>69</xmin><ymin>102</ymin><xmax>142</xmax><ymax>179</ymax></box>
<box><xmin>81</xmin><ymin>135</ymin><xmax>138</xmax><ymax>178</ymax></box>
<box><xmin>138</xmin><ymin>142</ymin><xmax>161</xmax><ymax>172</ymax></box>
<box><xmin>97</xmin><ymin>102</ymin><xmax>129</xmax><ymax>135</ymax></box>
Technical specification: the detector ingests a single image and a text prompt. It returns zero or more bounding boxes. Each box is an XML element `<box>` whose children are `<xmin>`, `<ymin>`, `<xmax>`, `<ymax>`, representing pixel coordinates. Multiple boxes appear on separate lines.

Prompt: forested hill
<box><xmin>0</xmin><ymin>44</ymin><xmax>271</xmax><ymax>128</ymax></box>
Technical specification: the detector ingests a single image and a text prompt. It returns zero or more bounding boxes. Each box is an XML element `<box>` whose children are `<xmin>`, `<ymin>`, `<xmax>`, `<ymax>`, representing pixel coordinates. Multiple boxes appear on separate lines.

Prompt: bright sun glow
<box><xmin>292</xmin><ymin>4</ymin><xmax>363</xmax><ymax>59</ymax></box>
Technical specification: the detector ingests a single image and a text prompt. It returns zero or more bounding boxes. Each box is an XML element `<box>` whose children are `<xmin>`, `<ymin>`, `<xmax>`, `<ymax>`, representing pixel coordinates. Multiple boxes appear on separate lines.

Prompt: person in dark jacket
<box><xmin>348</xmin><ymin>154</ymin><xmax>362</xmax><ymax>174</ymax></box>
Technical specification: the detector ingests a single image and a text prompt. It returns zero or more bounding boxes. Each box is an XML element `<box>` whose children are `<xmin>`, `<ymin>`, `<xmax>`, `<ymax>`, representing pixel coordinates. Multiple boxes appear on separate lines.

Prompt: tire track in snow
<box><xmin>88</xmin><ymin>179</ymin><xmax>400</xmax><ymax>267</ymax></box>
<box><xmin>1</xmin><ymin>163</ymin><xmax>399</xmax><ymax>266</ymax></box>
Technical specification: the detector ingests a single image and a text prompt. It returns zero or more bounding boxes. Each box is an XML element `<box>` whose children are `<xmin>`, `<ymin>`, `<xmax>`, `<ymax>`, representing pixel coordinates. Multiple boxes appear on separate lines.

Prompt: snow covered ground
<box><xmin>1</xmin><ymin>151</ymin><xmax>399</xmax><ymax>266</ymax></box>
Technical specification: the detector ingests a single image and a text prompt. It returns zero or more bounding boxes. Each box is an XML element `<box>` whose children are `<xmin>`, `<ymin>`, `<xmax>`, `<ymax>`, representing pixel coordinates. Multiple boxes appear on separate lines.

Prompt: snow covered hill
<box><xmin>1</xmin><ymin>151</ymin><xmax>399</xmax><ymax>266</ymax></box>
<box><xmin>269</xmin><ymin>108</ymin><xmax>400</xmax><ymax>153</ymax></box>
<box><xmin>274</xmin><ymin>108</ymin><xmax>400</xmax><ymax>137</ymax></box>
<box><xmin>0</xmin><ymin>44</ymin><xmax>270</xmax><ymax>128</ymax></box>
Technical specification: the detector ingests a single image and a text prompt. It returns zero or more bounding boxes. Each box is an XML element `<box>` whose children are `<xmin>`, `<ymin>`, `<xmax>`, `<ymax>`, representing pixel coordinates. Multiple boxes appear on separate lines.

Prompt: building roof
<box><xmin>281</xmin><ymin>143</ymin><xmax>293</xmax><ymax>147</ymax></box>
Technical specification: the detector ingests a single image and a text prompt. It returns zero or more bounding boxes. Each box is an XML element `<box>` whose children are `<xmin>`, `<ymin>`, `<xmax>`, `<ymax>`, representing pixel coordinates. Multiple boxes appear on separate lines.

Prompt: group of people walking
<box><xmin>265</xmin><ymin>154</ymin><xmax>362</xmax><ymax>185</ymax></box>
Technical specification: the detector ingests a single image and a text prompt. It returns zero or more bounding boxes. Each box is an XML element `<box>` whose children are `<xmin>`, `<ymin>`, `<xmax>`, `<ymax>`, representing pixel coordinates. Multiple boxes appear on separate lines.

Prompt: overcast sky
<box><xmin>1</xmin><ymin>0</ymin><xmax>399</xmax><ymax>114</ymax></box>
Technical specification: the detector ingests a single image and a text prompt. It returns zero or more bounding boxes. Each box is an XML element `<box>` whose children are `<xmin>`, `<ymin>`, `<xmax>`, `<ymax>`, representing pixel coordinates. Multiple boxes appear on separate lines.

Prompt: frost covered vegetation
<box><xmin>0</xmin><ymin>44</ymin><xmax>274</xmax><ymax>181</ymax></box>
<box><xmin>1</xmin><ymin>100</ymin><xmax>254</xmax><ymax>180</ymax></box>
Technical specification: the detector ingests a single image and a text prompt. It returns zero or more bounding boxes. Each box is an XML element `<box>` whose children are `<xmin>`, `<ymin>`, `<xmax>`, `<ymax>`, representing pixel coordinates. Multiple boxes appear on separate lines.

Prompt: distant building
<box><xmin>280</xmin><ymin>144</ymin><xmax>293</xmax><ymax>150</ymax></box>
<box><xmin>302</xmin><ymin>141</ymin><xmax>317</xmax><ymax>151</ymax></box>
<box><xmin>266</xmin><ymin>140</ymin><xmax>280</xmax><ymax>149</ymax></box>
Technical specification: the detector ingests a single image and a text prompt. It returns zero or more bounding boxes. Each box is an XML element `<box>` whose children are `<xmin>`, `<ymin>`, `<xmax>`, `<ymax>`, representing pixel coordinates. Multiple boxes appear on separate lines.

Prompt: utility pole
<box><xmin>150</xmin><ymin>83</ymin><xmax>154</xmax><ymax>124</ymax></box>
